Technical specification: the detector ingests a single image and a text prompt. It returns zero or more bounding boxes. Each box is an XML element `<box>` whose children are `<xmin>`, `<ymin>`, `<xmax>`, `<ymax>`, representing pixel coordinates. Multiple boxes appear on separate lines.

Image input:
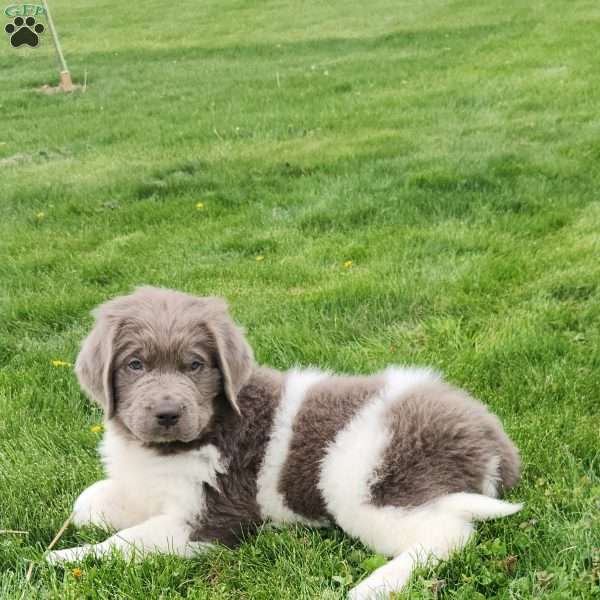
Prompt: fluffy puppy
<box><xmin>47</xmin><ymin>287</ymin><xmax>521</xmax><ymax>599</ymax></box>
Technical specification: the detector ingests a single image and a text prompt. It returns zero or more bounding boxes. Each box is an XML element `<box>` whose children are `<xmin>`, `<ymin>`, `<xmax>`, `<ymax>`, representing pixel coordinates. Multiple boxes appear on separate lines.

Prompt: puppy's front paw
<box><xmin>72</xmin><ymin>479</ymin><xmax>150</xmax><ymax>530</ymax></box>
<box><xmin>73</xmin><ymin>479</ymin><xmax>132</xmax><ymax>529</ymax></box>
<box><xmin>72</xmin><ymin>480</ymin><xmax>112</xmax><ymax>528</ymax></box>
<box><xmin>46</xmin><ymin>545</ymin><xmax>91</xmax><ymax>564</ymax></box>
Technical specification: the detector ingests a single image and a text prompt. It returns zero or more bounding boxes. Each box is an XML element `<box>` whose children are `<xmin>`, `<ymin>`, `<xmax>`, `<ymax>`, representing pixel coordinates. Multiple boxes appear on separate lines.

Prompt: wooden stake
<box><xmin>41</xmin><ymin>0</ymin><xmax>74</xmax><ymax>91</ymax></box>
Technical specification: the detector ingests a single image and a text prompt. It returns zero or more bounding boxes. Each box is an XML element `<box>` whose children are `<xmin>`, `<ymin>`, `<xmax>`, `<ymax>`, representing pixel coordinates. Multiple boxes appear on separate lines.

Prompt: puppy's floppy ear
<box><xmin>203</xmin><ymin>299</ymin><xmax>254</xmax><ymax>416</ymax></box>
<box><xmin>75</xmin><ymin>309</ymin><xmax>117</xmax><ymax>419</ymax></box>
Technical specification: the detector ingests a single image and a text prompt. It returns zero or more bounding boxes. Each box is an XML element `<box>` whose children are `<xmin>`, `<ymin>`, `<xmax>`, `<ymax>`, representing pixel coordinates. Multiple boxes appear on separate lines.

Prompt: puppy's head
<box><xmin>75</xmin><ymin>287</ymin><xmax>254</xmax><ymax>443</ymax></box>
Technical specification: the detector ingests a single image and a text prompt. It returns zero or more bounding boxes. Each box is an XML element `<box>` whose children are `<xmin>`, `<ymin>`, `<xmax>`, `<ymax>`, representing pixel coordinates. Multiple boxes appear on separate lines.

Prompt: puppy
<box><xmin>47</xmin><ymin>287</ymin><xmax>521</xmax><ymax>599</ymax></box>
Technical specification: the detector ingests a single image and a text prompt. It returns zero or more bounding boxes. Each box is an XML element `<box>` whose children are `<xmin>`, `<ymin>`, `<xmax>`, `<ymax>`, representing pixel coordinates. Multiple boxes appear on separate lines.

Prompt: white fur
<box><xmin>381</xmin><ymin>365</ymin><xmax>442</xmax><ymax>394</ymax></box>
<box><xmin>98</xmin><ymin>426</ymin><xmax>225</xmax><ymax>520</ymax></box>
<box><xmin>47</xmin><ymin>424</ymin><xmax>225</xmax><ymax>563</ymax></box>
<box><xmin>47</xmin><ymin>514</ymin><xmax>211</xmax><ymax>564</ymax></box>
<box><xmin>318</xmin><ymin>367</ymin><xmax>441</xmax><ymax>555</ymax></box>
<box><xmin>256</xmin><ymin>368</ymin><xmax>328</xmax><ymax>525</ymax></box>
<box><xmin>71</xmin><ymin>479</ymin><xmax>145</xmax><ymax>531</ymax></box>
<box><xmin>316</xmin><ymin>367</ymin><xmax>522</xmax><ymax>600</ymax></box>
<box><xmin>433</xmin><ymin>492</ymin><xmax>522</xmax><ymax>520</ymax></box>
<box><xmin>347</xmin><ymin>532</ymin><xmax>472</xmax><ymax>600</ymax></box>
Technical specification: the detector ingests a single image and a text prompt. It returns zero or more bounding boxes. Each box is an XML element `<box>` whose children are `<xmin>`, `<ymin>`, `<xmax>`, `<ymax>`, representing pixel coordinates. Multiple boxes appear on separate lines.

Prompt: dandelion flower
<box><xmin>71</xmin><ymin>567</ymin><xmax>82</xmax><ymax>578</ymax></box>
<box><xmin>343</xmin><ymin>260</ymin><xmax>353</xmax><ymax>269</ymax></box>
<box><xmin>90</xmin><ymin>424</ymin><xmax>104</xmax><ymax>434</ymax></box>
<box><xmin>196</xmin><ymin>202</ymin><xmax>205</xmax><ymax>210</ymax></box>
<box><xmin>51</xmin><ymin>360</ymin><xmax>72</xmax><ymax>367</ymax></box>
<box><xmin>255</xmin><ymin>255</ymin><xmax>265</xmax><ymax>262</ymax></box>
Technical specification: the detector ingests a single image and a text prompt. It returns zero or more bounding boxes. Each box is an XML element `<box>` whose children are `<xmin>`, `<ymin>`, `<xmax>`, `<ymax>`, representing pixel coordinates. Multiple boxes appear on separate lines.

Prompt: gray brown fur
<box><xmin>369</xmin><ymin>380</ymin><xmax>520</xmax><ymax>507</ymax></box>
<box><xmin>279</xmin><ymin>375</ymin><xmax>384</xmax><ymax>520</ymax></box>
<box><xmin>190</xmin><ymin>367</ymin><xmax>283</xmax><ymax>546</ymax></box>
<box><xmin>75</xmin><ymin>287</ymin><xmax>253</xmax><ymax>444</ymax></box>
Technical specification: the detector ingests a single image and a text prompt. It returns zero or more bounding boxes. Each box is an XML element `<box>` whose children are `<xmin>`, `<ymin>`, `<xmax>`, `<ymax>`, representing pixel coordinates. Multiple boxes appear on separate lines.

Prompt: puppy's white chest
<box><xmin>100</xmin><ymin>427</ymin><xmax>224</xmax><ymax>518</ymax></box>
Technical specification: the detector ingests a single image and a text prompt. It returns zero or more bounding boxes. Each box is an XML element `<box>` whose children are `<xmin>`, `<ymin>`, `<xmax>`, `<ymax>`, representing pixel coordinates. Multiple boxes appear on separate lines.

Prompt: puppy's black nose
<box><xmin>156</xmin><ymin>410</ymin><xmax>180</xmax><ymax>427</ymax></box>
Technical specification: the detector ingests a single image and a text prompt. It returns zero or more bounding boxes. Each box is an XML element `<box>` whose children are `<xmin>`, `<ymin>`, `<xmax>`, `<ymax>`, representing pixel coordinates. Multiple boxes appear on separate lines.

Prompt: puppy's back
<box><xmin>256</xmin><ymin>366</ymin><xmax>519</xmax><ymax>528</ymax></box>
<box><xmin>370</xmin><ymin>379</ymin><xmax>520</xmax><ymax>508</ymax></box>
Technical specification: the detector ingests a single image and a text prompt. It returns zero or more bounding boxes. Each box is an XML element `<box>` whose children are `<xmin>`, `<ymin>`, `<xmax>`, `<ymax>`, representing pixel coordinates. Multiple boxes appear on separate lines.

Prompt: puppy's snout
<box><xmin>155</xmin><ymin>407</ymin><xmax>181</xmax><ymax>428</ymax></box>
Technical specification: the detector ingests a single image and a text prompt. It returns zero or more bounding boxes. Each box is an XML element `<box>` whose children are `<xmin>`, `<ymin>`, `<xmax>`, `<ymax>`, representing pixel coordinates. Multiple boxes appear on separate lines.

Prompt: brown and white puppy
<box><xmin>47</xmin><ymin>287</ymin><xmax>521</xmax><ymax>599</ymax></box>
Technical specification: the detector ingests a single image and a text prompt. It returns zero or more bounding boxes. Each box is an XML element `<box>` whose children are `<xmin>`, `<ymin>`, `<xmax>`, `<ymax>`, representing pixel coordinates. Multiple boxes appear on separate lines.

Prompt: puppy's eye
<box><xmin>190</xmin><ymin>360</ymin><xmax>203</xmax><ymax>372</ymax></box>
<box><xmin>128</xmin><ymin>359</ymin><xmax>144</xmax><ymax>371</ymax></box>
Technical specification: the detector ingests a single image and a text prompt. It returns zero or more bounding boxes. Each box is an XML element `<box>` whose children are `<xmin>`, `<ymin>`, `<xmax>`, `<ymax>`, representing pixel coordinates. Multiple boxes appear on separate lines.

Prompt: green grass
<box><xmin>1</xmin><ymin>0</ymin><xmax>600</xmax><ymax>597</ymax></box>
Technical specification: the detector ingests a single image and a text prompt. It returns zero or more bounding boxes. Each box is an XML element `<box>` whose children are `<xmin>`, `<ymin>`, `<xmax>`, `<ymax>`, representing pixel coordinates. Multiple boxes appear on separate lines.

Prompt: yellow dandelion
<box><xmin>51</xmin><ymin>360</ymin><xmax>72</xmax><ymax>367</ymax></box>
<box><xmin>255</xmin><ymin>255</ymin><xmax>265</xmax><ymax>262</ymax></box>
<box><xmin>196</xmin><ymin>202</ymin><xmax>205</xmax><ymax>210</ymax></box>
<box><xmin>343</xmin><ymin>260</ymin><xmax>353</xmax><ymax>269</ymax></box>
<box><xmin>71</xmin><ymin>567</ymin><xmax>82</xmax><ymax>578</ymax></box>
<box><xmin>35</xmin><ymin>212</ymin><xmax>45</xmax><ymax>220</ymax></box>
<box><xmin>90</xmin><ymin>424</ymin><xmax>104</xmax><ymax>434</ymax></box>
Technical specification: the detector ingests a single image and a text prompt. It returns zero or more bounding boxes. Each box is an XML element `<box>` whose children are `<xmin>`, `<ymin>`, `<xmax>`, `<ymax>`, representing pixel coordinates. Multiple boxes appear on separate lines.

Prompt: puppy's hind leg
<box><xmin>348</xmin><ymin>510</ymin><xmax>474</xmax><ymax>600</ymax></box>
<box><xmin>347</xmin><ymin>493</ymin><xmax>522</xmax><ymax>600</ymax></box>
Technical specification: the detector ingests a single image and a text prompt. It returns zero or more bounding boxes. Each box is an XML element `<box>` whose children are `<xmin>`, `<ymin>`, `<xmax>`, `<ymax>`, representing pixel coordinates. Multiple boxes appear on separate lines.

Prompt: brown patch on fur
<box><xmin>278</xmin><ymin>375</ymin><xmax>384</xmax><ymax>521</ymax></box>
<box><xmin>190</xmin><ymin>367</ymin><xmax>283</xmax><ymax>547</ymax></box>
<box><xmin>370</xmin><ymin>381</ymin><xmax>520</xmax><ymax>507</ymax></box>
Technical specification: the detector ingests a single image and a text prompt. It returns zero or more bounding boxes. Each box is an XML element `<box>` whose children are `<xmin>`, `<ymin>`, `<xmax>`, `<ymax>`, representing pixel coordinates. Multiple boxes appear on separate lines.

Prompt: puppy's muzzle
<box><xmin>155</xmin><ymin>409</ymin><xmax>180</xmax><ymax>428</ymax></box>
<box><xmin>153</xmin><ymin>399</ymin><xmax>182</xmax><ymax>428</ymax></box>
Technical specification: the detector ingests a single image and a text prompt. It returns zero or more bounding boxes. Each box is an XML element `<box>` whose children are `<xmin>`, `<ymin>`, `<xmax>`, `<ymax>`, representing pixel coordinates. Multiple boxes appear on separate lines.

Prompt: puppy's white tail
<box><xmin>434</xmin><ymin>493</ymin><xmax>523</xmax><ymax>521</ymax></box>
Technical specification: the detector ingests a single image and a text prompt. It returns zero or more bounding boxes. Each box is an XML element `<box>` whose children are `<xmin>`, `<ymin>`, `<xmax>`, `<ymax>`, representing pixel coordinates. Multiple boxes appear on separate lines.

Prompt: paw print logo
<box><xmin>5</xmin><ymin>16</ymin><xmax>45</xmax><ymax>48</ymax></box>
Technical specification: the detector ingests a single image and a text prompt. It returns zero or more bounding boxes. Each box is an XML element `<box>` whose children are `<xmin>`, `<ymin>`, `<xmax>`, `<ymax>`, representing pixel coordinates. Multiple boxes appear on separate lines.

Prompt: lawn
<box><xmin>1</xmin><ymin>0</ymin><xmax>599</xmax><ymax>597</ymax></box>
